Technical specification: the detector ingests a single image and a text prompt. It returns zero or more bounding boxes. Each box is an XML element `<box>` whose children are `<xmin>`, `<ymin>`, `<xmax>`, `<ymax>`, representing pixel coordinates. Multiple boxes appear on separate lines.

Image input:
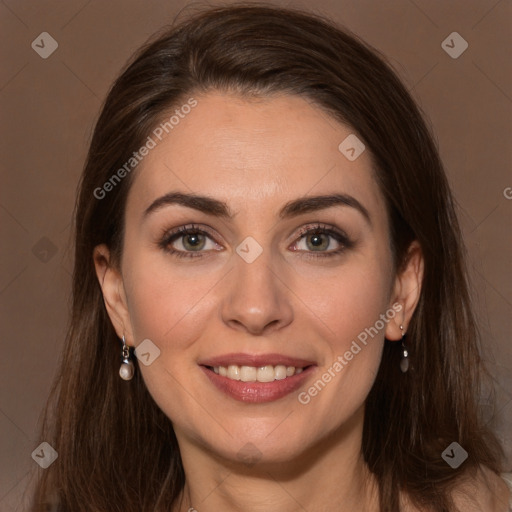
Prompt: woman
<box><xmin>31</xmin><ymin>4</ymin><xmax>511</xmax><ymax>511</ymax></box>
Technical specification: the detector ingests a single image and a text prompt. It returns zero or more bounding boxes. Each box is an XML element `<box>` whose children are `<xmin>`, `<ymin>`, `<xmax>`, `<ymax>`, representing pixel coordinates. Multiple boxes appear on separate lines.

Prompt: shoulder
<box><xmin>399</xmin><ymin>466</ymin><xmax>511</xmax><ymax>512</ymax></box>
<box><xmin>450</xmin><ymin>465</ymin><xmax>511</xmax><ymax>512</ymax></box>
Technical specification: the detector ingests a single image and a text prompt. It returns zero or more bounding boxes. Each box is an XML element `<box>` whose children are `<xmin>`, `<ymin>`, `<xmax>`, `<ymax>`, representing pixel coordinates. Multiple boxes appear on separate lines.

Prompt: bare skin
<box><xmin>93</xmin><ymin>91</ymin><xmax>509</xmax><ymax>511</ymax></box>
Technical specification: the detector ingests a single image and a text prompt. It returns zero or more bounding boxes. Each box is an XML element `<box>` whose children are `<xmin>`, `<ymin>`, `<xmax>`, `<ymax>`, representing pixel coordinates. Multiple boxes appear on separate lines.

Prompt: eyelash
<box><xmin>158</xmin><ymin>223</ymin><xmax>354</xmax><ymax>260</ymax></box>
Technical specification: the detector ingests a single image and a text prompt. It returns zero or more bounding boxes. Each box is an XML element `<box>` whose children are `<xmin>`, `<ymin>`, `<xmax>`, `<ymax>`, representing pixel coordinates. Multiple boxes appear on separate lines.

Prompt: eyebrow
<box><xmin>143</xmin><ymin>191</ymin><xmax>372</xmax><ymax>227</ymax></box>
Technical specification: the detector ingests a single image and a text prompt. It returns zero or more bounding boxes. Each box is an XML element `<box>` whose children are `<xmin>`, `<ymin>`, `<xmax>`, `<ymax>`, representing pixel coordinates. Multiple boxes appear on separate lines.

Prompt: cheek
<box><xmin>122</xmin><ymin>253</ymin><xmax>221</xmax><ymax>351</ymax></box>
<box><xmin>301</xmin><ymin>258</ymin><xmax>393</xmax><ymax>406</ymax></box>
<box><xmin>122</xmin><ymin>258</ymin><xmax>222</xmax><ymax>424</ymax></box>
<box><xmin>305</xmin><ymin>261</ymin><xmax>392</xmax><ymax>348</ymax></box>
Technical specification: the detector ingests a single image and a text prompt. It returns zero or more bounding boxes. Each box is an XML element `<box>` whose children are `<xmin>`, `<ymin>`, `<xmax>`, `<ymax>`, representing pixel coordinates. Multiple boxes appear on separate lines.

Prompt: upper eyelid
<box><xmin>295</xmin><ymin>223</ymin><xmax>349</xmax><ymax>238</ymax></box>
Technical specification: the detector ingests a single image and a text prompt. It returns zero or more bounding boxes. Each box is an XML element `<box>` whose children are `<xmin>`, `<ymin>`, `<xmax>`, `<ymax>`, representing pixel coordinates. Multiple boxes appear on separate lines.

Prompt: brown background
<box><xmin>0</xmin><ymin>0</ymin><xmax>510</xmax><ymax>509</ymax></box>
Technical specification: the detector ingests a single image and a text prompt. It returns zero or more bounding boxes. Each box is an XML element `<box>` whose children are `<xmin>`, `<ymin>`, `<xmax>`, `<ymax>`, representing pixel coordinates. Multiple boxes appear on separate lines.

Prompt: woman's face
<box><xmin>97</xmin><ymin>91</ymin><xmax>418</xmax><ymax>466</ymax></box>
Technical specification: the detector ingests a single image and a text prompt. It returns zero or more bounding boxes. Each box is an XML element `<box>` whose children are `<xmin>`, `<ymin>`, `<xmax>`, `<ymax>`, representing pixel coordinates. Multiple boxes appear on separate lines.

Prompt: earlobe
<box><xmin>385</xmin><ymin>240</ymin><xmax>424</xmax><ymax>342</ymax></box>
<box><xmin>93</xmin><ymin>244</ymin><xmax>132</xmax><ymax>342</ymax></box>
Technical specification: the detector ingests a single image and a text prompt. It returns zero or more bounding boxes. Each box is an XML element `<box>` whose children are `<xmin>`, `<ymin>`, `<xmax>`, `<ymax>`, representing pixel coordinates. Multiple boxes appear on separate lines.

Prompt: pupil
<box><xmin>308</xmin><ymin>233</ymin><xmax>327</xmax><ymax>250</ymax></box>
<box><xmin>187</xmin><ymin>234</ymin><xmax>201</xmax><ymax>246</ymax></box>
<box><xmin>182</xmin><ymin>231</ymin><xmax>207</xmax><ymax>252</ymax></box>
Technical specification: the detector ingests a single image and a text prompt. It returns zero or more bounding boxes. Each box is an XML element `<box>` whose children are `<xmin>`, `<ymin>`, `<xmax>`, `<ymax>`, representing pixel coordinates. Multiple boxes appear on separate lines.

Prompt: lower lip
<box><xmin>200</xmin><ymin>365</ymin><xmax>316</xmax><ymax>403</ymax></box>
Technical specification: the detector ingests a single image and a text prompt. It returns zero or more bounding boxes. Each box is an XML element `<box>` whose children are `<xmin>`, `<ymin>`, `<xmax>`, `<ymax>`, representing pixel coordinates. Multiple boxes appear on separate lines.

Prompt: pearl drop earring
<box><xmin>119</xmin><ymin>335</ymin><xmax>134</xmax><ymax>380</ymax></box>
<box><xmin>399</xmin><ymin>324</ymin><xmax>409</xmax><ymax>373</ymax></box>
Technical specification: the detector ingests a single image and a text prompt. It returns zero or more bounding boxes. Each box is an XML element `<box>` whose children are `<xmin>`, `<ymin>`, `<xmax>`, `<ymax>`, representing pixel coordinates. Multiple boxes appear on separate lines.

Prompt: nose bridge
<box><xmin>221</xmin><ymin>239</ymin><xmax>293</xmax><ymax>334</ymax></box>
<box><xmin>235</xmin><ymin>242</ymin><xmax>276</xmax><ymax>296</ymax></box>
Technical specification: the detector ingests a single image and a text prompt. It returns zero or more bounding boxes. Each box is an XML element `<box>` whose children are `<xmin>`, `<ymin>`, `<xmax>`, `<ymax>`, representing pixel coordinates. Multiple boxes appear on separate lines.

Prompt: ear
<box><xmin>385</xmin><ymin>240</ymin><xmax>424</xmax><ymax>341</ymax></box>
<box><xmin>93</xmin><ymin>244</ymin><xmax>134</xmax><ymax>346</ymax></box>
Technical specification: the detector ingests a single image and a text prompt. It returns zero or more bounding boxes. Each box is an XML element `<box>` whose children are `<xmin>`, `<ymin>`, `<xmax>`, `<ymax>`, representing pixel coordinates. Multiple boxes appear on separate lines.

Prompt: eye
<box><xmin>159</xmin><ymin>224</ymin><xmax>220</xmax><ymax>258</ymax></box>
<box><xmin>291</xmin><ymin>223</ymin><xmax>353</xmax><ymax>258</ymax></box>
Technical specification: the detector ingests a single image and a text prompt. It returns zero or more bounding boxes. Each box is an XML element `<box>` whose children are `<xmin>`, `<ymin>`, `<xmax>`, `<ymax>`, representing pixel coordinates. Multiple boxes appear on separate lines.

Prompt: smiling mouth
<box><xmin>205</xmin><ymin>364</ymin><xmax>311</xmax><ymax>382</ymax></box>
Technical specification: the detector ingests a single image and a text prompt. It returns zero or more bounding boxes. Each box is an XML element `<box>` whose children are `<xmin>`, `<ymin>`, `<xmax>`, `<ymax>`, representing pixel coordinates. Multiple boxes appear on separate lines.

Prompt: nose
<box><xmin>221</xmin><ymin>247</ymin><xmax>294</xmax><ymax>336</ymax></box>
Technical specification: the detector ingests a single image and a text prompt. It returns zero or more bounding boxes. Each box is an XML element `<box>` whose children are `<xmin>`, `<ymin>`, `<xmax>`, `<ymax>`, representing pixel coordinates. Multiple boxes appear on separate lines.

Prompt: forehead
<box><xmin>126</xmin><ymin>91</ymin><xmax>386</xmax><ymax>223</ymax></box>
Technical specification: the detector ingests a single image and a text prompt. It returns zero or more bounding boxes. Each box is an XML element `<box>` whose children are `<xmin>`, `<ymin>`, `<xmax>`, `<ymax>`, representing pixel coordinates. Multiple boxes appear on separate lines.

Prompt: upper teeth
<box><xmin>213</xmin><ymin>365</ymin><xmax>304</xmax><ymax>382</ymax></box>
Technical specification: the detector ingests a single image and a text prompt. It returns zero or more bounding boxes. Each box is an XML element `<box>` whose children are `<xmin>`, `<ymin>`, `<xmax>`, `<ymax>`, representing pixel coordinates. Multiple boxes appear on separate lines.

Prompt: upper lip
<box><xmin>199</xmin><ymin>353</ymin><xmax>316</xmax><ymax>368</ymax></box>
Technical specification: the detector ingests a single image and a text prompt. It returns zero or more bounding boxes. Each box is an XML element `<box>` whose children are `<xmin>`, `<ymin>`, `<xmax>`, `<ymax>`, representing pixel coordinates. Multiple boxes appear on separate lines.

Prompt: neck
<box><xmin>175</xmin><ymin>406</ymin><xmax>379</xmax><ymax>512</ymax></box>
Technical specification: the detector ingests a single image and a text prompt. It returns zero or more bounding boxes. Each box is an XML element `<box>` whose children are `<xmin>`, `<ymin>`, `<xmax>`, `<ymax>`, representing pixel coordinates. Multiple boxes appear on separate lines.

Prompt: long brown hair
<box><xmin>30</xmin><ymin>3</ymin><xmax>504</xmax><ymax>511</ymax></box>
